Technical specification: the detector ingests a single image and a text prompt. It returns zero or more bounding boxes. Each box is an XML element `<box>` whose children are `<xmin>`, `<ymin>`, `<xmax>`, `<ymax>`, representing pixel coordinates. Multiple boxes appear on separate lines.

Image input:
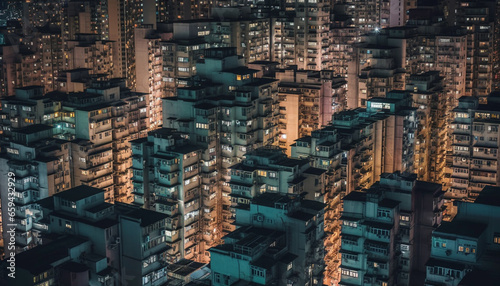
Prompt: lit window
<box><xmin>494</xmin><ymin>233</ymin><xmax>500</xmax><ymax>244</ymax></box>
<box><xmin>458</xmin><ymin>246</ymin><xmax>464</xmax><ymax>252</ymax></box>
<box><xmin>341</xmin><ymin>269</ymin><xmax>358</xmax><ymax>278</ymax></box>
<box><xmin>236</xmin><ymin>75</ymin><xmax>242</xmax><ymax>81</ymax></box>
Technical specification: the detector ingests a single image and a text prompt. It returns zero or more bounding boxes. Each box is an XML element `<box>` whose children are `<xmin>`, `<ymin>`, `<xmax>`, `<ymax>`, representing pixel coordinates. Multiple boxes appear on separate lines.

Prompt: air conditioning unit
<box><xmin>253</xmin><ymin>214</ymin><xmax>264</xmax><ymax>222</ymax></box>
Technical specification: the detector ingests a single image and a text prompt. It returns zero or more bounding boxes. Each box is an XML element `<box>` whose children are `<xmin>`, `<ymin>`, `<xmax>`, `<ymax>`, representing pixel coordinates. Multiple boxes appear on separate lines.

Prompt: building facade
<box><xmin>340</xmin><ymin>172</ymin><xmax>444</xmax><ymax>285</ymax></box>
<box><xmin>425</xmin><ymin>186</ymin><xmax>500</xmax><ymax>285</ymax></box>
<box><xmin>210</xmin><ymin>192</ymin><xmax>326</xmax><ymax>286</ymax></box>
<box><xmin>450</xmin><ymin>93</ymin><xmax>500</xmax><ymax>202</ymax></box>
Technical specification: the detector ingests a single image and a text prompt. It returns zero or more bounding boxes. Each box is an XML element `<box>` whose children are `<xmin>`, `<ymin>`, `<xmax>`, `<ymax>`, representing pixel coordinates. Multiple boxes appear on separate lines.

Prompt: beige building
<box><xmin>347</xmin><ymin>27</ymin><xmax>413</xmax><ymax>109</ymax></box>
<box><xmin>131</xmin><ymin>129</ymin><xmax>207</xmax><ymax>263</ymax></box>
<box><xmin>273</xmin><ymin>0</ymin><xmax>332</xmax><ymax>71</ymax></box>
<box><xmin>162</xmin><ymin>48</ymin><xmax>280</xmax><ymax>257</ymax></box>
<box><xmin>407</xmin><ymin>71</ymin><xmax>448</xmax><ymax>185</ymax></box>
<box><xmin>291</xmin><ymin>93</ymin><xmax>417</xmax><ymax>285</ymax></box>
<box><xmin>135</xmin><ymin>27</ymin><xmax>165</xmax><ymax>130</ymax></box>
<box><xmin>207</xmin><ymin>8</ymin><xmax>271</xmax><ymax>65</ymax></box>
<box><xmin>448</xmin><ymin>0</ymin><xmax>497</xmax><ymax>101</ymax></box>
<box><xmin>161</xmin><ymin>21</ymin><xmax>210</xmax><ymax>98</ymax></box>
<box><xmin>65</xmin><ymin>34</ymin><xmax>114</xmax><ymax>78</ymax></box>
<box><xmin>276</xmin><ymin>68</ymin><xmax>333</xmax><ymax>155</ymax></box>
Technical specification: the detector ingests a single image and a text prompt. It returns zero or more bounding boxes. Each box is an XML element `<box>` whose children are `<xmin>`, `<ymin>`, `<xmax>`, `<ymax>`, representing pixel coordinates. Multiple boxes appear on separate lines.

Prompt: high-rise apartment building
<box><xmin>21</xmin><ymin>0</ymin><xmax>62</xmax><ymax>36</ymax></box>
<box><xmin>65</xmin><ymin>34</ymin><xmax>114</xmax><ymax>78</ymax></box>
<box><xmin>0</xmin><ymin>80</ymin><xmax>153</xmax><ymax>206</ymax></box>
<box><xmin>62</xmin><ymin>81</ymin><xmax>151</xmax><ymax>203</ymax></box>
<box><xmin>161</xmin><ymin>21</ymin><xmax>210</xmax><ymax>98</ymax></box>
<box><xmin>405</xmin><ymin>22</ymin><xmax>469</xmax><ymax>186</ymax></box>
<box><xmin>450</xmin><ymin>93</ymin><xmax>500</xmax><ymax>202</ymax></box>
<box><xmin>34</xmin><ymin>26</ymin><xmax>64</xmax><ymax>94</ymax></box>
<box><xmin>446</xmin><ymin>0</ymin><xmax>498</xmax><ymax>101</ymax></box>
<box><xmin>0</xmin><ymin>41</ymin><xmax>41</xmax><ymax>96</ymax></box>
<box><xmin>131</xmin><ymin>128</ymin><xmax>213</xmax><ymax>263</ymax></box>
<box><xmin>0</xmin><ymin>185</ymin><xmax>171</xmax><ymax>285</ymax></box>
<box><xmin>425</xmin><ymin>186</ymin><xmax>500</xmax><ymax>285</ymax></box>
<box><xmin>407</xmin><ymin>71</ymin><xmax>449</xmax><ymax>185</ymax></box>
<box><xmin>408</xmin><ymin>22</ymin><xmax>468</xmax><ymax>110</ymax></box>
<box><xmin>0</xmin><ymin>86</ymin><xmax>60</xmax><ymax>134</ymax></box>
<box><xmin>284</xmin><ymin>0</ymin><xmax>332</xmax><ymax>70</ymax></box>
<box><xmin>347</xmin><ymin>27</ymin><xmax>413</xmax><ymax>109</ymax></box>
<box><xmin>210</xmin><ymin>192</ymin><xmax>326</xmax><ymax>286</ymax></box>
<box><xmin>59</xmin><ymin>0</ymin><xmax>170</xmax><ymax>89</ymax></box>
<box><xmin>294</xmin><ymin>92</ymin><xmax>417</xmax><ymax>192</ymax></box>
<box><xmin>135</xmin><ymin>26</ymin><xmax>165</xmax><ymax>130</ymax></box>
<box><xmin>162</xmin><ymin>47</ymin><xmax>280</xmax><ymax>241</ymax></box>
<box><xmin>330</xmin><ymin>11</ymin><xmax>357</xmax><ymax>77</ymax></box>
<box><xmin>0</xmin><ymin>125</ymin><xmax>71</xmax><ymax>255</ymax></box>
<box><xmin>332</xmin><ymin>0</ymin><xmax>415</xmax><ymax>36</ymax></box>
<box><xmin>166</xmin><ymin>0</ymin><xmax>212</xmax><ymax>21</ymax></box>
<box><xmin>207</xmin><ymin>8</ymin><xmax>271</xmax><ymax>65</ymax></box>
<box><xmin>291</xmin><ymin>93</ymin><xmax>417</xmax><ymax>285</ymax></box>
<box><xmin>55</xmin><ymin>68</ymin><xmax>95</xmax><ymax>94</ymax></box>
<box><xmin>340</xmin><ymin>172</ymin><xmax>444</xmax><ymax>285</ymax></box>
<box><xmin>0</xmin><ymin>26</ymin><xmax>63</xmax><ymax>95</ymax></box>
<box><xmin>229</xmin><ymin>146</ymin><xmax>327</xmax><ymax>206</ymax></box>
<box><xmin>272</xmin><ymin>12</ymin><xmax>297</xmax><ymax>68</ymax></box>
<box><xmin>61</xmin><ymin>0</ymin><xmax>92</xmax><ymax>40</ymax></box>
<box><xmin>275</xmin><ymin>67</ymin><xmax>334</xmax><ymax>154</ymax></box>
<box><xmin>60</xmin><ymin>0</ymin><xmax>123</xmax><ymax>78</ymax></box>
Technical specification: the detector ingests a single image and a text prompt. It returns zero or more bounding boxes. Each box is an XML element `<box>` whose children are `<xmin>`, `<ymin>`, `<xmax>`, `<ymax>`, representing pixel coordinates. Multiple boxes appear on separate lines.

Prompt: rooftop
<box><xmin>14</xmin><ymin>235</ymin><xmax>89</xmax><ymax>275</ymax></box>
<box><xmin>51</xmin><ymin>211</ymin><xmax>118</xmax><ymax>229</ymax></box>
<box><xmin>224</xmin><ymin>66</ymin><xmax>259</xmax><ymax>75</ymax></box>
<box><xmin>474</xmin><ymin>186</ymin><xmax>500</xmax><ymax>207</ymax></box>
<box><xmin>426</xmin><ymin>257</ymin><xmax>467</xmax><ymax>271</ymax></box>
<box><xmin>244</xmin><ymin>78</ymin><xmax>279</xmax><ymax>86</ymax></box>
<box><xmin>171</xmin><ymin>144</ymin><xmax>202</xmax><ymax>154</ymax></box>
<box><xmin>343</xmin><ymin>191</ymin><xmax>367</xmax><ymax>202</ymax></box>
<box><xmin>251</xmin><ymin>192</ymin><xmax>295</xmax><ymax>208</ymax></box>
<box><xmin>415</xmin><ymin>180</ymin><xmax>443</xmax><ymax>195</ymax></box>
<box><xmin>54</xmin><ymin>185</ymin><xmax>103</xmax><ymax>202</ymax></box>
<box><xmin>303</xmin><ymin>167</ymin><xmax>327</xmax><ymax>176</ymax></box>
<box><xmin>275</xmin><ymin>157</ymin><xmax>309</xmax><ymax>167</ymax></box>
<box><xmin>434</xmin><ymin>220</ymin><xmax>487</xmax><ymax>239</ymax></box>
<box><xmin>117</xmin><ymin>203</ymin><xmax>169</xmax><ymax>227</ymax></box>
<box><xmin>288</xmin><ymin>210</ymin><xmax>315</xmax><ymax>221</ymax></box>
<box><xmin>168</xmin><ymin>259</ymin><xmax>206</xmax><ymax>277</ymax></box>
<box><xmin>58</xmin><ymin>261</ymin><xmax>89</xmax><ymax>273</ymax></box>
<box><xmin>86</xmin><ymin>202</ymin><xmax>113</xmax><ymax>214</ymax></box>
<box><xmin>378</xmin><ymin>198</ymin><xmax>400</xmax><ymax>209</ymax></box>
<box><xmin>300</xmin><ymin>199</ymin><xmax>326</xmax><ymax>212</ymax></box>
<box><xmin>459</xmin><ymin>269</ymin><xmax>499</xmax><ymax>286</ymax></box>
<box><xmin>251</xmin><ymin>255</ymin><xmax>276</xmax><ymax>270</ymax></box>
<box><xmin>13</xmin><ymin>124</ymin><xmax>53</xmax><ymax>134</ymax></box>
